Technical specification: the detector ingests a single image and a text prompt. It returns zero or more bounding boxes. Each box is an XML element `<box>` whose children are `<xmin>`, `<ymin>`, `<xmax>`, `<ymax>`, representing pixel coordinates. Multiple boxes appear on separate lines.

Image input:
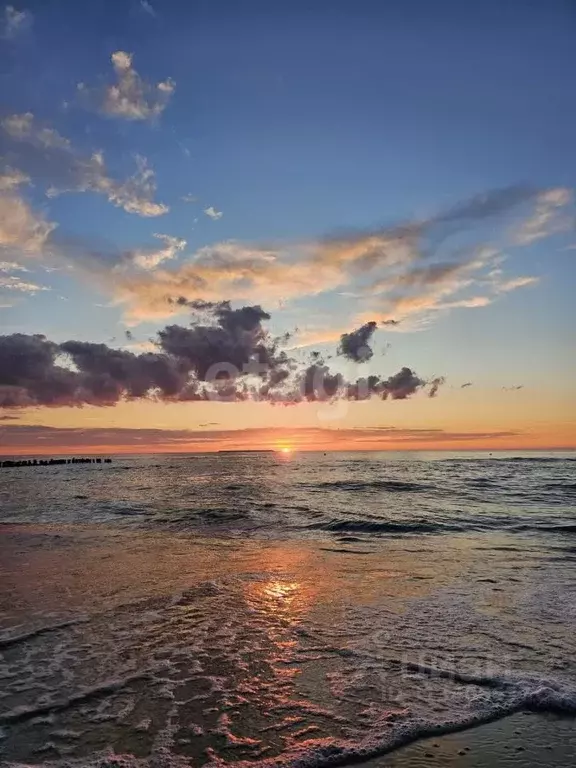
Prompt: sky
<box><xmin>0</xmin><ymin>0</ymin><xmax>575</xmax><ymax>454</ymax></box>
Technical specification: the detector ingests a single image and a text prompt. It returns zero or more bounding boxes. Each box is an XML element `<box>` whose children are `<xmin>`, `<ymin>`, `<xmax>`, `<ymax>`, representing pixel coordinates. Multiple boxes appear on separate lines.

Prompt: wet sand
<box><xmin>377</xmin><ymin>713</ymin><xmax>576</xmax><ymax>767</ymax></box>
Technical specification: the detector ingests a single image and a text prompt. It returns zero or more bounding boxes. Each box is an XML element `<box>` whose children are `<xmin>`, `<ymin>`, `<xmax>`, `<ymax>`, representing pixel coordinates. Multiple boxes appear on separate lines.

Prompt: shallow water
<box><xmin>0</xmin><ymin>451</ymin><xmax>575</xmax><ymax>767</ymax></box>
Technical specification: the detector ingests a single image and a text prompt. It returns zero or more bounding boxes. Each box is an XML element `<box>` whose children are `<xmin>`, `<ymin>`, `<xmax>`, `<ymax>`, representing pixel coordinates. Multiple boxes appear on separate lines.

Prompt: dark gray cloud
<box><xmin>338</xmin><ymin>321</ymin><xmax>378</xmax><ymax>363</ymax></box>
<box><xmin>503</xmin><ymin>385</ymin><xmax>524</xmax><ymax>391</ymax></box>
<box><xmin>157</xmin><ymin>301</ymin><xmax>287</xmax><ymax>382</ymax></box>
<box><xmin>461</xmin><ymin>382</ymin><xmax>473</xmax><ymax>388</ymax></box>
<box><xmin>428</xmin><ymin>376</ymin><xmax>446</xmax><ymax>398</ymax></box>
<box><xmin>0</xmin><ymin>305</ymin><xmax>434</xmax><ymax>408</ymax></box>
<box><xmin>381</xmin><ymin>367</ymin><xmax>425</xmax><ymax>400</ymax></box>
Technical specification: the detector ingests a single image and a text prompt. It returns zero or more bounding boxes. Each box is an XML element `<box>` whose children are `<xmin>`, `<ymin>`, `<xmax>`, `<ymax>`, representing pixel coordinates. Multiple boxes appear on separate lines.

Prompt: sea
<box><xmin>0</xmin><ymin>450</ymin><xmax>575</xmax><ymax>767</ymax></box>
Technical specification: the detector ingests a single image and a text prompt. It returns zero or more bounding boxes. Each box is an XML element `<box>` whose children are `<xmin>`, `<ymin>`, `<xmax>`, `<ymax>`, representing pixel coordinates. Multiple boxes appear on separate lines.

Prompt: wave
<box><xmin>0</xmin><ymin>617</ymin><xmax>89</xmax><ymax>650</ymax></box>
<box><xmin>306</xmin><ymin>518</ymin><xmax>458</xmax><ymax>534</ymax></box>
<box><xmin>501</xmin><ymin>457</ymin><xmax>575</xmax><ymax>463</ymax></box>
<box><xmin>542</xmin><ymin>482</ymin><xmax>576</xmax><ymax>494</ymax></box>
<box><xmin>511</xmin><ymin>523</ymin><xmax>576</xmax><ymax>534</ymax></box>
<box><xmin>304</xmin><ymin>480</ymin><xmax>429</xmax><ymax>493</ymax></box>
<box><xmin>0</xmin><ymin>671</ymin><xmax>151</xmax><ymax>726</ymax></box>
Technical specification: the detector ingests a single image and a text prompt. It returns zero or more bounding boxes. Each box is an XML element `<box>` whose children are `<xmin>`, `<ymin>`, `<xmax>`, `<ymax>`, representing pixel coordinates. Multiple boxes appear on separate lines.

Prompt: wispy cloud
<box><xmin>139</xmin><ymin>0</ymin><xmax>156</xmax><ymax>17</ymax></box>
<box><xmin>0</xmin><ymin>424</ymin><xmax>521</xmax><ymax>451</ymax></box>
<box><xmin>0</xmin><ymin>274</ymin><xmax>48</xmax><ymax>293</ymax></box>
<box><xmin>2</xmin><ymin>113</ymin><xmax>168</xmax><ymax>217</ymax></box>
<box><xmin>79</xmin><ymin>51</ymin><xmax>175</xmax><ymax>121</ymax></box>
<box><xmin>0</xmin><ymin>189</ymin><xmax>56</xmax><ymax>254</ymax></box>
<box><xmin>0</xmin><ymin>261</ymin><xmax>29</xmax><ymax>272</ymax></box>
<box><xmin>1</xmin><ymin>4</ymin><xmax>31</xmax><ymax>38</ymax></box>
<box><xmin>204</xmin><ymin>205</ymin><xmax>223</xmax><ymax>221</ymax></box>
<box><xmin>0</xmin><ymin>167</ymin><xmax>29</xmax><ymax>190</ymax></box>
<box><xmin>128</xmin><ymin>234</ymin><xmax>186</xmax><ymax>271</ymax></box>
<box><xmin>113</xmin><ymin>186</ymin><xmax>569</xmax><ymax>325</ymax></box>
<box><xmin>1</xmin><ymin>181</ymin><xmax>571</xmax><ymax>333</ymax></box>
<box><xmin>495</xmin><ymin>275</ymin><xmax>539</xmax><ymax>293</ymax></box>
<box><xmin>512</xmin><ymin>188</ymin><xmax>572</xmax><ymax>245</ymax></box>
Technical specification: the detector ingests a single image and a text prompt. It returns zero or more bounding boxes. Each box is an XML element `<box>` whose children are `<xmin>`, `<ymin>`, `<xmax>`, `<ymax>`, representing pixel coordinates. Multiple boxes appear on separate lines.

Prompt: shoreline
<box><xmin>1</xmin><ymin>519</ymin><xmax>575</xmax><ymax>767</ymax></box>
<box><xmin>3</xmin><ymin>713</ymin><xmax>576</xmax><ymax>767</ymax></box>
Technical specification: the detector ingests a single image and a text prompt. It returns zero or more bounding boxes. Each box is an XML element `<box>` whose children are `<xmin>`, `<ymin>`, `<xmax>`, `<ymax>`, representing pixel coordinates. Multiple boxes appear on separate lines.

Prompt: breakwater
<box><xmin>1</xmin><ymin>457</ymin><xmax>112</xmax><ymax>468</ymax></box>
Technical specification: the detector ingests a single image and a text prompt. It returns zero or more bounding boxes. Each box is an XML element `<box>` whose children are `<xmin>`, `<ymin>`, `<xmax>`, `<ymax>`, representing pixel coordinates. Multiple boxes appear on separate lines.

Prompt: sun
<box><xmin>278</xmin><ymin>446</ymin><xmax>293</xmax><ymax>454</ymax></box>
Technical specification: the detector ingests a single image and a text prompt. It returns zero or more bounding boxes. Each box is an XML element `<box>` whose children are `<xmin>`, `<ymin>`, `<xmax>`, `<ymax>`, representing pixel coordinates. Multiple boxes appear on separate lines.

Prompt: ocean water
<box><xmin>0</xmin><ymin>451</ymin><xmax>575</xmax><ymax>767</ymax></box>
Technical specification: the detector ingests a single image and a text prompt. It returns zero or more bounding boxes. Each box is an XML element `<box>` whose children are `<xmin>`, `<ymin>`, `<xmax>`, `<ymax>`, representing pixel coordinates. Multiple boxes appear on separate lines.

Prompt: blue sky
<box><xmin>0</xmin><ymin>0</ymin><xmax>575</xmax><ymax>450</ymax></box>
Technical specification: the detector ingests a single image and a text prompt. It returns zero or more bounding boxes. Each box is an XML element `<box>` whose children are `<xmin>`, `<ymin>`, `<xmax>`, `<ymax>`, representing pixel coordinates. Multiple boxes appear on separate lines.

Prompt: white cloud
<box><xmin>79</xmin><ymin>152</ymin><xmax>169</xmax><ymax>217</ymax></box>
<box><xmin>2</xmin><ymin>4</ymin><xmax>31</xmax><ymax>38</ymax></box>
<box><xmin>2</xmin><ymin>112</ymin><xmax>71</xmax><ymax>149</ymax></box>
<box><xmin>80</xmin><ymin>50</ymin><xmax>175</xmax><ymax>121</ymax></box>
<box><xmin>129</xmin><ymin>233</ymin><xmax>186</xmax><ymax>270</ymax></box>
<box><xmin>0</xmin><ymin>260</ymin><xmax>28</xmax><ymax>272</ymax></box>
<box><xmin>0</xmin><ymin>274</ymin><xmax>48</xmax><ymax>293</ymax></box>
<box><xmin>495</xmin><ymin>275</ymin><xmax>539</xmax><ymax>292</ymax></box>
<box><xmin>204</xmin><ymin>205</ymin><xmax>223</xmax><ymax>221</ymax></box>
<box><xmin>513</xmin><ymin>187</ymin><xmax>572</xmax><ymax>245</ymax></box>
<box><xmin>2</xmin><ymin>113</ymin><xmax>168</xmax><ymax>217</ymax></box>
<box><xmin>0</xmin><ymin>168</ymin><xmax>29</xmax><ymax>191</ymax></box>
<box><xmin>182</xmin><ymin>193</ymin><xmax>198</xmax><ymax>204</ymax></box>
<box><xmin>140</xmin><ymin>0</ymin><xmax>156</xmax><ymax>16</ymax></box>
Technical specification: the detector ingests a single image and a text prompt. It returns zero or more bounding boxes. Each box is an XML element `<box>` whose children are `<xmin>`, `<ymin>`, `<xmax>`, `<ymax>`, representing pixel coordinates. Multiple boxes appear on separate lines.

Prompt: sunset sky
<box><xmin>1</xmin><ymin>0</ymin><xmax>575</xmax><ymax>454</ymax></box>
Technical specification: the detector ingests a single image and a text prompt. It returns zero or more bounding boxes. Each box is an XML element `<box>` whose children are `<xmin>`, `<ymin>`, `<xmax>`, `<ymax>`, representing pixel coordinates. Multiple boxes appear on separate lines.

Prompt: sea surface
<box><xmin>0</xmin><ymin>450</ymin><xmax>575</xmax><ymax>767</ymax></box>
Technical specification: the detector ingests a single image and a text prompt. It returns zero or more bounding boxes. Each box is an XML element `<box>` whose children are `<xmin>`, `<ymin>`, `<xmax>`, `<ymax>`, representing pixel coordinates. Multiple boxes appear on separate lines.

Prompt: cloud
<box><xmin>113</xmin><ymin>240</ymin><xmax>345</xmax><ymax>323</ymax></box>
<box><xmin>129</xmin><ymin>234</ymin><xmax>186</xmax><ymax>270</ymax></box>
<box><xmin>512</xmin><ymin>188</ymin><xmax>572</xmax><ymax>245</ymax></box>
<box><xmin>2</xmin><ymin>4</ymin><xmax>31</xmax><ymax>38</ymax></box>
<box><xmin>0</xmin><ymin>188</ymin><xmax>56</xmax><ymax>254</ymax></box>
<box><xmin>204</xmin><ymin>205</ymin><xmax>223</xmax><ymax>221</ymax></box>
<box><xmin>338</xmin><ymin>321</ymin><xmax>377</xmax><ymax>362</ymax></box>
<box><xmin>182</xmin><ymin>194</ymin><xmax>198</xmax><ymax>204</ymax></box>
<box><xmin>495</xmin><ymin>275</ymin><xmax>539</xmax><ymax>292</ymax></box>
<box><xmin>0</xmin><ymin>424</ymin><xmax>521</xmax><ymax>451</ymax></box>
<box><xmin>427</xmin><ymin>376</ymin><xmax>445</xmax><ymax>398</ymax></box>
<box><xmin>503</xmin><ymin>385</ymin><xmax>524</xmax><ymax>391</ymax></box>
<box><xmin>0</xmin><ymin>304</ymin><xmax>432</xmax><ymax>409</ymax></box>
<box><xmin>0</xmin><ymin>260</ymin><xmax>28</xmax><ymax>272</ymax></box>
<box><xmin>79</xmin><ymin>51</ymin><xmax>175</xmax><ymax>121</ymax></box>
<box><xmin>139</xmin><ymin>0</ymin><xmax>156</xmax><ymax>16</ymax></box>
<box><xmin>103</xmin><ymin>185</ymin><xmax>564</xmax><ymax>325</ymax></box>
<box><xmin>1</xmin><ymin>181</ymin><xmax>568</xmax><ymax>334</ymax></box>
<box><xmin>1</xmin><ymin>113</ymin><xmax>168</xmax><ymax>217</ymax></box>
<box><xmin>461</xmin><ymin>382</ymin><xmax>473</xmax><ymax>388</ymax></box>
<box><xmin>0</xmin><ymin>168</ymin><xmax>55</xmax><ymax>258</ymax></box>
<box><xmin>0</xmin><ymin>274</ymin><xmax>48</xmax><ymax>293</ymax></box>
<box><xmin>380</xmin><ymin>367</ymin><xmax>425</xmax><ymax>400</ymax></box>
<box><xmin>0</xmin><ymin>168</ymin><xmax>29</xmax><ymax>191</ymax></box>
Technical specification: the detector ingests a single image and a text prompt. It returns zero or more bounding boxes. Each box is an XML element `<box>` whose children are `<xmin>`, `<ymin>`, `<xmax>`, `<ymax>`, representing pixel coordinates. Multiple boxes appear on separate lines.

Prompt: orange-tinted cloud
<box><xmin>0</xmin><ymin>423</ymin><xmax>526</xmax><ymax>455</ymax></box>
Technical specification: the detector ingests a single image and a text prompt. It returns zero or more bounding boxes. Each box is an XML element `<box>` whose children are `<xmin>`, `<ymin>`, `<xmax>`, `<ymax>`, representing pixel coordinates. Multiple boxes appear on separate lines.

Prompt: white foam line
<box><xmin>0</xmin><ymin>617</ymin><xmax>90</xmax><ymax>650</ymax></box>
